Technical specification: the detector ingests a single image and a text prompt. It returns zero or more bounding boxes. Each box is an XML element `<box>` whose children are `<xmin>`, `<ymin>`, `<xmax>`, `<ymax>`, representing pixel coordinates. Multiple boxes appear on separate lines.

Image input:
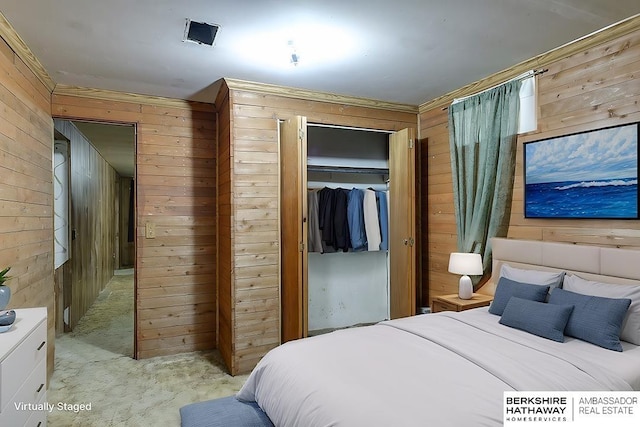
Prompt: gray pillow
<box><xmin>549</xmin><ymin>288</ymin><xmax>631</xmax><ymax>352</ymax></box>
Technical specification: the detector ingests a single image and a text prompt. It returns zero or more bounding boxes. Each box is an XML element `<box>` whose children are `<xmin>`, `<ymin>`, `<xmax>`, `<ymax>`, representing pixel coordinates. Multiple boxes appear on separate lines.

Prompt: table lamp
<box><xmin>448</xmin><ymin>252</ymin><xmax>483</xmax><ymax>300</ymax></box>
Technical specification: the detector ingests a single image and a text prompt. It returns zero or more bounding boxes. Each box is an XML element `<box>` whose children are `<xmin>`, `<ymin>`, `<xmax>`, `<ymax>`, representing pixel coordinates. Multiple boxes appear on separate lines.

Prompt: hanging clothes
<box><xmin>363</xmin><ymin>189</ymin><xmax>381</xmax><ymax>251</ymax></box>
<box><xmin>376</xmin><ymin>190</ymin><xmax>389</xmax><ymax>251</ymax></box>
<box><xmin>318</xmin><ymin>187</ymin><xmax>336</xmax><ymax>250</ymax></box>
<box><xmin>333</xmin><ymin>188</ymin><xmax>351</xmax><ymax>252</ymax></box>
<box><xmin>347</xmin><ymin>188</ymin><xmax>367</xmax><ymax>251</ymax></box>
<box><xmin>307</xmin><ymin>189</ymin><xmax>323</xmax><ymax>253</ymax></box>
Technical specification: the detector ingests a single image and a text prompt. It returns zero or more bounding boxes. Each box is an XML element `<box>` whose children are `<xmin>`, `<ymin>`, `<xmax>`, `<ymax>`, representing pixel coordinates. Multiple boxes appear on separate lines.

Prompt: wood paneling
<box><xmin>0</xmin><ymin>33</ymin><xmax>55</xmax><ymax>380</ymax></box>
<box><xmin>217</xmin><ymin>80</ymin><xmax>417</xmax><ymax>374</ymax></box>
<box><xmin>419</xmin><ymin>14</ymin><xmax>640</xmax><ymax>113</ymax></box>
<box><xmin>51</xmin><ymin>88</ymin><xmax>217</xmax><ymax>359</ymax></box>
<box><xmin>420</xmin><ymin>107</ymin><xmax>457</xmax><ymax>301</ymax></box>
<box><xmin>53</xmin><ymin>119</ymin><xmax>117</xmax><ymax>330</ymax></box>
<box><xmin>508</xmin><ymin>26</ymin><xmax>640</xmax><ymax>247</ymax></box>
<box><xmin>224</xmin><ymin>78</ymin><xmax>418</xmax><ymax>114</ymax></box>
<box><xmin>421</xmin><ymin>21</ymin><xmax>640</xmax><ymax>303</ymax></box>
<box><xmin>0</xmin><ymin>13</ymin><xmax>55</xmax><ymax>92</ymax></box>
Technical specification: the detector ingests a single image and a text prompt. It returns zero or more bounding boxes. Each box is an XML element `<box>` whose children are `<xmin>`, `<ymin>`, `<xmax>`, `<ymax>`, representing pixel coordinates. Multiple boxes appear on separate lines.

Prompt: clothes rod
<box><xmin>307</xmin><ymin>123</ymin><xmax>394</xmax><ymax>134</ymax></box>
<box><xmin>307</xmin><ymin>165</ymin><xmax>390</xmax><ymax>175</ymax></box>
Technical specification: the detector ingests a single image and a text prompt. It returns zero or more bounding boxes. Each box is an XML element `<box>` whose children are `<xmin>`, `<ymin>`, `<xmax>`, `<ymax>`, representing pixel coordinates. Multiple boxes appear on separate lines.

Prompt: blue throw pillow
<box><xmin>489</xmin><ymin>277</ymin><xmax>550</xmax><ymax>316</ymax></box>
<box><xmin>499</xmin><ymin>297</ymin><xmax>574</xmax><ymax>342</ymax></box>
<box><xmin>548</xmin><ymin>288</ymin><xmax>631</xmax><ymax>352</ymax></box>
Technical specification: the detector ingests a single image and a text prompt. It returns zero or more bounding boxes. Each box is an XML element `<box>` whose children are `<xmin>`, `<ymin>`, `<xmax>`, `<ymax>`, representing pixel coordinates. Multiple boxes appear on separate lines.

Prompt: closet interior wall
<box><xmin>306</xmin><ymin>125</ymin><xmax>391</xmax><ymax>333</ymax></box>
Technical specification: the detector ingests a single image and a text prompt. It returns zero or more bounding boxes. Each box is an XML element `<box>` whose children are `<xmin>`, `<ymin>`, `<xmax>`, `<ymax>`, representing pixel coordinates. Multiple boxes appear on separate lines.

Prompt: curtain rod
<box><xmin>441</xmin><ymin>68</ymin><xmax>548</xmax><ymax>110</ymax></box>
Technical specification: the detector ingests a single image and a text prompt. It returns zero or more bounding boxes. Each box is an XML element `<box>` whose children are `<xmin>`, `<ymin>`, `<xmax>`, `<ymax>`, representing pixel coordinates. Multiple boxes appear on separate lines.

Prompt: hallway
<box><xmin>48</xmin><ymin>271</ymin><xmax>247</xmax><ymax>426</ymax></box>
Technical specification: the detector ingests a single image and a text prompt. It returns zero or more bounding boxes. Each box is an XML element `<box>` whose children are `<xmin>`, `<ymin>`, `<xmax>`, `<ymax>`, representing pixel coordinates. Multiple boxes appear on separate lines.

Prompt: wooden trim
<box><xmin>53</xmin><ymin>84</ymin><xmax>215</xmax><ymax>111</ymax></box>
<box><xmin>224</xmin><ymin>78</ymin><xmax>418</xmax><ymax>114</ymax></box>
<box><xmin>419</xmin><ymin>13</ymin><xmax>640</xmax><ymax>113</ymax></box>
<box><xmin>0</xmin><ymin>11</ymin><xmax>55</xmax><ymax>92</ymax></box>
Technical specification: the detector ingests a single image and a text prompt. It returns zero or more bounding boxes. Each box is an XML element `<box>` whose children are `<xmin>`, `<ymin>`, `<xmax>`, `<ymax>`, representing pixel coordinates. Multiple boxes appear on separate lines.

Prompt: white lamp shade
<box><xmin>448</xmin><ymin>252</ymin><xmax>483</xmax><ymax>276</ymax></box>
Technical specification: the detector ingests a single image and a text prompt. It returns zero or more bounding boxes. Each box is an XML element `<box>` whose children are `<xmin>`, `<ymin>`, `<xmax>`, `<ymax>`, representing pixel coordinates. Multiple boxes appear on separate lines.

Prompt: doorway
<box><xmin>53</xmin><ymin>119</ymin><xmax>136</xmax><ymax>357</ymax></box>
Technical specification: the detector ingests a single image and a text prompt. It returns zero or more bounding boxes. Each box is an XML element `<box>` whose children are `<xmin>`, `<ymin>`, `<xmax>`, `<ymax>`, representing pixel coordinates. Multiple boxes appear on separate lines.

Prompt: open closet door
<box><xmin>280</xmin><ymin>116</ymin><xmax>308</xmax><ymax>343</ymax></box>
<box><xmin>389</xmin><ymin>128</ymin><xmax>416</xmax><ymax>318</ymax></box>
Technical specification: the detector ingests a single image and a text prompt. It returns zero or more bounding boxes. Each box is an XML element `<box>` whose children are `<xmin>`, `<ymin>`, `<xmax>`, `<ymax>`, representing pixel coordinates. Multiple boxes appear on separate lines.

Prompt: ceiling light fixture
<box><xmin>288</xmin><ymin>40</ymin><xmax>300</xmax><ymax>66</ymax></box>
<box><xmin>233</xmin><ymin>21</ymin><xmax>357</xmax><ymax>71</ymax></box>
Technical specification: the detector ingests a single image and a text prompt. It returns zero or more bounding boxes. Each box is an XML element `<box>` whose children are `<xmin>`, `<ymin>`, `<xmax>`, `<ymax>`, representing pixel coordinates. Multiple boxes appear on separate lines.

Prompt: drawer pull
<box><xmin>37</xmin><ymin>341</ymin><xmax>46</xmax><ymax>350</ymax></box>
<box><xmin>36</xmin><ymin>383</ymin><xmax>44</xmax><ymax>393</ymax></box>
<box><xmin>37</xmin><ymin>423</ymin><xmax>42</xmax><ymax>427</ymax></box>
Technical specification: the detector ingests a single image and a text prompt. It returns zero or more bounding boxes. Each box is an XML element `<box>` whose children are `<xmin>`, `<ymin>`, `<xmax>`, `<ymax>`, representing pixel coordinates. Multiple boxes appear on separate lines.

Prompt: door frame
<box><xmin>53</xmin><ymin>136</ymin><xmax>72</xmax><ymax>334</ymax></box>
<box><xmin>51</xmin><ymin>117</ymin><xmax>138</xmax><ymax>357</ymax></box>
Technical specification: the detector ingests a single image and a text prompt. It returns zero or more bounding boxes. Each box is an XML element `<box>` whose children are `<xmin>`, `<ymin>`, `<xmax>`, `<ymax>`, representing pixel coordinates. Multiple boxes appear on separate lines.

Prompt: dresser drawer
<box><xmin>432</xmin><ymin>299</ymin><xmax>458</xmax><ymax>313</ymax></box>
<box><xmin>0</xmin><ymin>320</ymin><xmax>47</xmax><ymax>412</ymax></box>
<box><xmin>0</xmin><ymin>358</ymin><xmax>46</xmax><ymax>426</ymax></box>
<box><xmin>25</xmin><ymin>399</ymin><xmax>48</xmax><ymax>427</ymax></box>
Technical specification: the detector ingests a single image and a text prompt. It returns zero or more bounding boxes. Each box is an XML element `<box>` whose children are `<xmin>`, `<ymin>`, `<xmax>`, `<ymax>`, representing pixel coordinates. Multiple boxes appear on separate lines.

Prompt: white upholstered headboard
<box><xmin>483</xmin><ymin>238</ymin><xmax>640</xmax><ymax>295</ymax></box>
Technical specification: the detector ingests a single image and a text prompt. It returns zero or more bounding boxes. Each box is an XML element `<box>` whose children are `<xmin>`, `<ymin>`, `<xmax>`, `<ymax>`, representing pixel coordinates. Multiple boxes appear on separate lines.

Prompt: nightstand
<box><xmin>431</xmin><ymin>293</ymin><xmax>493</xmax><ymax>313</ymax></box>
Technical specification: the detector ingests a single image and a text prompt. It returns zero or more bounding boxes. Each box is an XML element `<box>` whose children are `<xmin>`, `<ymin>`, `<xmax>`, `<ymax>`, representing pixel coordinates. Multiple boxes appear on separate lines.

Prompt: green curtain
<box><xmin>448</xmin><ymin>80</ymin><xmax>521</xmax><ymax>284</ymax></box>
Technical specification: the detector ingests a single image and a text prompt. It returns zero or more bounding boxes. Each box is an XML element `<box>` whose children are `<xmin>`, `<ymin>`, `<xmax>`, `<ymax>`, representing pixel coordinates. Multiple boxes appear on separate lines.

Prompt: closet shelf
<box><xmin>307</xmin><ymin>165</ymin><xmax>389</xmax><ymax>175</ymax></box>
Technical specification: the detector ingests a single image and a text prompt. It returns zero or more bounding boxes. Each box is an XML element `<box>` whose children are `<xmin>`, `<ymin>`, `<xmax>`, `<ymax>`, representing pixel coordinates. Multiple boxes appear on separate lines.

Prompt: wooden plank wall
<box><xmin>0</xmin><ymin>34</ymin><xmax>55</xmax><ymax>378</ymax></box>
<box><xmin>51</xmin><ymin>89</ymin><xmax>217</xmax><ymax>359</ymax></box>
<box><xmin>421</xmin><ymin>23</ymin><xmax>640</xmax><ymax>302</ymax></box>
<box><xmin>53</xmin><ymin>119</ymin><xmax>117</xmax><ymax>330</ymax></box>
<box><xmin>420</xmin><ymin>107</ymin><xmax>455</xmax><ymax>300</ymax></box>
<box><xmin>218</xmin><ymin>83</ymin><xmax>417</xmax><ymax>374</ymax></box>
<box><xmin>510</xmin><ymin>27</ymin><xmax>640</xmax><ymax>245</ymax></box>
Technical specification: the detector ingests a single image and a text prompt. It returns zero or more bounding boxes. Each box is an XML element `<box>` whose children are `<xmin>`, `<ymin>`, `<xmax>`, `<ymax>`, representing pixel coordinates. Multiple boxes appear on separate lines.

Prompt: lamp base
<box><xmin>458</xmin><ymin>275</ymin><xmax>473</xmax><ymax>300</ymax></box>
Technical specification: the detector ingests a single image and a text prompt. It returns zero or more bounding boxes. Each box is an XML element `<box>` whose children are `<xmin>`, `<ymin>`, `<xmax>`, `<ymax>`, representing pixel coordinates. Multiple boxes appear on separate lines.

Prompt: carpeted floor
<box><xmin>47</xmin><ymin>271</ymin><xmax>248</xmax><ymax>427</ymax></box>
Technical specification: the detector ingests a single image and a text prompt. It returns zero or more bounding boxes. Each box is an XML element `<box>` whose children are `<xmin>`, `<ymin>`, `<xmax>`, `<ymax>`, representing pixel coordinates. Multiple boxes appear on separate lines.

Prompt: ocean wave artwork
<box><xmin>524</xmin><ymin>123</ymin><xmax>638</xmax><ymax>219</ymax></box>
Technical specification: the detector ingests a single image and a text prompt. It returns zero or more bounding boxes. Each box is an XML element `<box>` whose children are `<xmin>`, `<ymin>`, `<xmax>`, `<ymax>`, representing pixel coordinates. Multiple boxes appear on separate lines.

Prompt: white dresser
<box><xmin>0</xmin><ymin>307</ymin><xmax>48</xmax><ymax>427</ymax></box>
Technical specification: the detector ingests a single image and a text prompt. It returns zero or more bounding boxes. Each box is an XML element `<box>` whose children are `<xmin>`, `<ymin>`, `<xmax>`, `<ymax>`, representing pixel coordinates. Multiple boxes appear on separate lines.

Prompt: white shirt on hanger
<box><xmin>363</xmin><ymin>189</ymin><xmax>381</xmax><ymax>251</ymax></box>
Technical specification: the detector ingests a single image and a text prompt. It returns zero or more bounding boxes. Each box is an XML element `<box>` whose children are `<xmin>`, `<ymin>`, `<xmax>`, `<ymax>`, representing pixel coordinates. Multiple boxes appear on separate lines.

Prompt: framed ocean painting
<box><xmin>524</xmin><ymin>122</ymin><xmax>639</xmax><ymax>219</ymax></box>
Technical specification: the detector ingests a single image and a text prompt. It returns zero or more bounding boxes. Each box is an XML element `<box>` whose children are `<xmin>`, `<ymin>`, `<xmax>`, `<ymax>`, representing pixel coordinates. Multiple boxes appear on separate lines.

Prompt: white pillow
<box><xmin>563</xmin><ymin>274</ymin><xmax>640</xmax><ymax>346</ymax></box>
<box><xmin>500</xmin><ymin>264</ymin><xmax>564</xmax><ymax>290</ymax></box>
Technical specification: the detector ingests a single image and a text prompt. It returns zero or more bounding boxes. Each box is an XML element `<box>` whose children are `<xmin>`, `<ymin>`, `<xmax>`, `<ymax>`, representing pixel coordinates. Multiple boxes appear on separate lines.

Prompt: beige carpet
<box><xmin>48</xmin><ymin>271</ymin><xmax>248</xmax><ymax>427</ymax></box>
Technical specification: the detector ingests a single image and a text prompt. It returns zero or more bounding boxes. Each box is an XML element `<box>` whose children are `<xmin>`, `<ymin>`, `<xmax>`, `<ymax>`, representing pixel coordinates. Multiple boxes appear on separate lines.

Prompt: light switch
<box><xmin>145</xmin><ymin>222</ymin><xmax>156</xmax><ymax>239</ymax></box>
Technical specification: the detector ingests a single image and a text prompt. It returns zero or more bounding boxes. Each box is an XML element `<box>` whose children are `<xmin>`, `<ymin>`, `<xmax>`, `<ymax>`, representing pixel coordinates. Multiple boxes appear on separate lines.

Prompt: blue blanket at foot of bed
<box><xmin>180</xmin><ymin>396</ymin><xmax>274</xmax><ymax>427</ymax></box>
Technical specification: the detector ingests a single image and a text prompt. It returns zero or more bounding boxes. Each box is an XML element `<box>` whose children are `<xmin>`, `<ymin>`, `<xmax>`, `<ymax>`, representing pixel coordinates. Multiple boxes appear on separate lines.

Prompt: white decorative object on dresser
<box><xmin>0</xmin><ymin>307</ymin><xmax>47</xmax><ymax>427</ymax></box>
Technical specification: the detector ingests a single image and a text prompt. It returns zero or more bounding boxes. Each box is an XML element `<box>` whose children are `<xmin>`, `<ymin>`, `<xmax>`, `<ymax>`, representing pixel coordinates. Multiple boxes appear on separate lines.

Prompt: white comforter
<box><xmin>237</xmin><ymin>309</ymin><xmax>636</xmax><ymax>427</ymax></box>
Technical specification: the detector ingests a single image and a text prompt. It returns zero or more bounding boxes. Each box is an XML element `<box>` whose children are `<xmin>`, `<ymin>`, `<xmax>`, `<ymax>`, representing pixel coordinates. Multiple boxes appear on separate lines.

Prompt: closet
<box><xmin>281</xmin><ymin>116</ymin><xmax>416</xmax><ymax>342</ymax></box>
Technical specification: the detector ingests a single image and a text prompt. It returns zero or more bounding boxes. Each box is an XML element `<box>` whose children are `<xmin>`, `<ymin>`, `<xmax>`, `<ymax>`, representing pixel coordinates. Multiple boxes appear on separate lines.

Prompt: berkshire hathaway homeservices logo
<box><xmin>504</xmin><ymin>391</ymin><xmax>639</xmax><ymax>426</ymax></box>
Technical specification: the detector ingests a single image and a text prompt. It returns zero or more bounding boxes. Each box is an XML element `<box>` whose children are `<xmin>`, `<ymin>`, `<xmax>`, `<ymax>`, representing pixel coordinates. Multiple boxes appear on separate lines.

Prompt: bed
<box><xmin>181</xmin><ymin>238</ymin><xmax>640</xmax><ymax>426</ymax></box>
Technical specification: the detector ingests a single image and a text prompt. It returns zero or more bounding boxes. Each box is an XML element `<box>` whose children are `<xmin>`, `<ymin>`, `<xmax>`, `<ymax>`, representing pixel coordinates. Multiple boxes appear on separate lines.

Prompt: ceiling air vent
<box><xmin>184</xmin><ymin>19</ymin><xmax>219</xmax><ymax>46</ymax></box>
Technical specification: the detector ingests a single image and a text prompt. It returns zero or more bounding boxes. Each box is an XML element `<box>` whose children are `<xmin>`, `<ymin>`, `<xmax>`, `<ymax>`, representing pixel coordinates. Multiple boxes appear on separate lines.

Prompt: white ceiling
<box><xmin>2</xmin><ymin>1</ymin><xmax>639</xmax><ymax>106</ymax></box>
<box><xmin>2</xmin><ymin>2</ymin><xmax>639</xmax><ymax>177</ymax></box>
